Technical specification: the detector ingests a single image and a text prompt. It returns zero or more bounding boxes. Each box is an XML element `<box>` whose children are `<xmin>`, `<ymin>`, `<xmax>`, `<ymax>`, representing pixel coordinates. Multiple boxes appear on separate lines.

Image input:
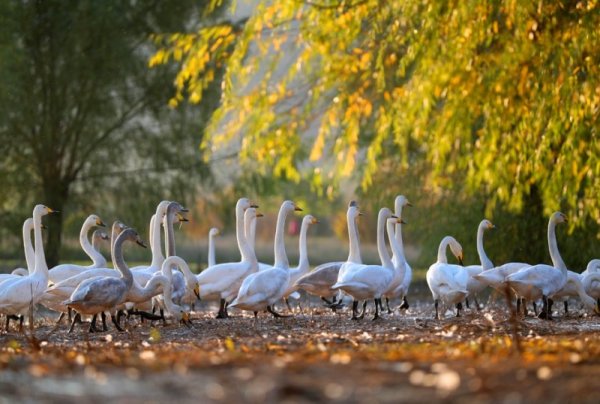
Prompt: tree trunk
<box><xmin>42</xmin><ymin>179</ymin><xmax>70</xmax><ymax>268</ymax></box>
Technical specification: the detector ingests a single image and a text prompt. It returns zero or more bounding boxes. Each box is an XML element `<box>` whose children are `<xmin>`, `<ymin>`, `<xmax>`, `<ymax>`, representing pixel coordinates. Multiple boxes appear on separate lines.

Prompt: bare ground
<box><xmin>1</xmin><ymin>295</ymin><xmax>600</xmax><ymax>403</ymax></box>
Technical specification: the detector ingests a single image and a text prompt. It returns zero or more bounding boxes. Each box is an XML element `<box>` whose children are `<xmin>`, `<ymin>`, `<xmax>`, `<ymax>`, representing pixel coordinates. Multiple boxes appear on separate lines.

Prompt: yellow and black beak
<box><xmin>458</xmin><ymin>255</ymin><xmax>464</xmax><ymax>265</ymax></box>
<box><xmin>294</xmin><ymin>205</ymin><xmax>303</xmax><ymax>212</ymax></box>
<box><xmin>311</xmin><ymin>217</ymin><xmax>319</xmax><ymax>224</ymax></box>
<box><xmin>399</xmin><ymin>218</ymin><xmax>407</xmax><ymax>224</ymax></box>
<box><xmin>47</xmin><ymin>207</ymin><xmax>59</xmax><ymax>214</ymax></box>
<box><xmin>136</xmin><ymin>239</ymin><xmax>148</xmax><ymax>248</ymax></box>
<box><xmin>97</xmin><ymin>219</ymin><xmax>106</xmax><ymax>227</ymax></box>
<box><xmin>250</xmin><ymin>202</ymin><xmax>259</xmax><ymax>208</ymax></box>
<box><xmin>407</xmin><ymin>201</ymin><xmax>413</xmax><ymax>207</ymax></box>
<box><xmin>257</xmin><ymin>212</ymin><xmax>264</xmax><ymax>218</ymax></box>
<box><xmin>194</xmin><ymin>285</ymin><xmax>201</xmax><ymax>300</ymax></box>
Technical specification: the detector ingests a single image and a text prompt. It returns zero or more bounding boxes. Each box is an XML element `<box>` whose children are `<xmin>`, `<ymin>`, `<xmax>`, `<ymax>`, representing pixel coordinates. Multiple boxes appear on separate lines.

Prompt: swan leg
<box><xmin>216</xmin><ymin>299</ymin><xmax>229</xmax><ymax>319</ymax></box>
<box><xmin>68</xmin><ymin>307</ymin><xmax>73</xmax><ymax>323</ymax></box>
<box><xmin>532</xmin><ymin>301</ymin><xmax>538</xmax><ymax>316</ymax></box>
<box><xmin>563</xmin><ymin>301</ymin><xmax>569</xmax><ymax>315</ymax></box>
<box><xmin>285</xmin><ymin>298</ymin><xmax>292</xmax><ymax>312</ymax></box>
<box><xmin>5</xmin><ymin>315</ymin><xmax>10</xmax><ymax>332</ymax></box>
<box><xmin>18</xmin><ymin>315</ymin><xmax>24</xmax><ymax>333</ymax></box>
<box><xmin>351</xmin><ymin>301</ymin><xmax>359</xmax><ymax>320</ymax></box>
<box><xmin>357</xmin><ymin>301</ymin><xmax>367</xmax><ymax>320</ymax></box>
<box><xmin>88</xmin><ymin>314</ymin><xmax>99</xmax><ymax>333</ymax></box>
<box><xmin>253</xmin><ymin>311</ymin><xmax>258</xmax><ymax>318</ymax></box>
<box><xmin>538</xmin><ymin>295</ymin><xmax>552</xmax><ymax>320</ymax></box>
<box><xmin>465</xmin><ymin>298</ymin><xmax>470</xmax><ymax>309</ymax></box>
<box><xmin>111</xmin><ymin>312</ymin><xmax>125</xmax><ymax>331</ymax></box>
<box><xmin>373</xmin><ymin>298</ymin><xmax>381</xmax><ymax>321</ymax></box>
<box><xmin>267</xmin><ymin>305</ymin><xmax>291</xmax><ymax>318</ymax></box>
<box><xmin>5</xmin><ymin>315</ymin><xmax>19</xmax><ymax>332</ymax></box>
<box><xmin>385</xmin><ymin>298</ymin><xmax>393</xmax><ymax>314</ymax></box>
<box><xmin>434</xmin><ymin>299</ymin><xmax>439</xmax><ymax>320</ymax></box>
<box><xmin>455</xmin><ymin>302</ymin><xmax>463</xmax><ymax>317</ymax></box>
<box><xmin>321</xmin><ymin>297</ymin><xmax>333</xmax><ymax>305</ymax></box>
<box><xmin>101</xmin><ymin>312</ymin><xmax>108</xmax><ymax>331</ymax></box>
<box><xmin>474</xmin><ymin>297</ymin><xmax>481</xmax><ymax>311</ymax></box>
<box><xmin>399</xmin><ymin>296</ymin><xmax>409</xmax><ymax>310</ymax></box>
<box><xmin>56</xmin><ymin>312</ymin><xmax>66</xmax><ymax>325</ymax></box>
<box><xmin>516</xmin><ymin>297</ymin><xmax>522</xmax><ymax>316</ymax></box>
<box><xmin>68</xmin><ymin>313</ymin><xmax>82</xmax><ymax>334</ymax></box>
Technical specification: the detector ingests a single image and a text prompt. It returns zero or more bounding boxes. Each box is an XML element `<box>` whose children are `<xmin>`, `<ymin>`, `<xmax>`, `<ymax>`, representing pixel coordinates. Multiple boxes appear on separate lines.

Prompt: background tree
<box><xmin>0</xmin><ymin>0</ymin><xmax>226</xmax><ymax>265</ymax></box>
<box><xmin>152</xmin><ymin>0</ymin><xmax>599</xmax><ymax>269</ymax></box>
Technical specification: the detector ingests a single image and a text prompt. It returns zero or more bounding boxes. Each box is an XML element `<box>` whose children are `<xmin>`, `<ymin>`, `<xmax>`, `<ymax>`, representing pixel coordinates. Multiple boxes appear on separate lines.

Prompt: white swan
<box><xmin>196</xmin><ymin>200</ymin><xmax>259</xmax><ymax>318</ymax></box>
<box><xmin>426</xmin><ymin>236</ymin><xmax>467</xmax><ymax>319</ymax></box>
<box><xmin>65</xmin><ymin>228</ymin><xmax>146</xmax><ymax>333</ymax></box>
<box><xmin>293</xmin><ymin>201</ymin><xmax>359</xmax><ymax>308</ymax></box>
<box><xmin>208</xmin><ymin>227</ymin><xmax>220</xmax><ymax>267</ymax></box>
<box><xmin>48</xmin><ymin>214</ymin><xmax>107</xmax><ymax>284</ymax></box>
<box><xmin>129</xmin><ymin>200</ymin><xmax>171</xmax><ymax>274</ymax></box>
<box><xmin>549</xmin><ymin>270</ymin><xmax>599</xmax><ymax>315</ymax></box>
<box><xmin>582</xmin><ymin>259</ymin><xmax>600</xmax><ymax>304</ymax></box>
<box><xmin>228</xmin><ymin>201</ymin><xmax>303</xmax><ymax>317</ymax></box>
<box><xmin>0</xmin><ymin>205</ymin><xmax>56</xmax><ymax>330</ymax></box>
<box><xmin>281</xmin><ymin>215</ymin><xmax>319</xmax><ymax>306</ymax></box>
<box><xmin>91</xmin><ymin>229</ymin><xmax>110</xmax><ymax>257</ymax></box>
<box><xmin>462</xmin><ymin>219</ymin><xmax>495</xmax><ymax>309</ymax></box>
<box><xmin>0</xmin><ymin>218</ymin><xmax>35</xmax><ymax>283</ymax></box>
<box><xmin>332</xmin><ymin>208</ymin><xmax>398</xmax><ymax>320</ymax></box>
<box><xmin>505</xmin><ymin>212</ymin><xmax>569</xmax><ymax>319</ymax></box>
<box><xmin>383</xmin><ymin>195</ymin><xmax>412</xmax><ymax>312</ymax></box>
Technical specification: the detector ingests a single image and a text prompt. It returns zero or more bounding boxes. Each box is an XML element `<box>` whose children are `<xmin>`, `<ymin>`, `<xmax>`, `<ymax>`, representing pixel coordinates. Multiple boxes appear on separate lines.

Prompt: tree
<box><xmin>152</xmin><ymin>0</ymin><xmax>599</xmax><ymax>267</ymax></box>
<box><xmin>0</xmin><ymin>0</ymin><xmax>222</xmax><ymax>265</ymax></box>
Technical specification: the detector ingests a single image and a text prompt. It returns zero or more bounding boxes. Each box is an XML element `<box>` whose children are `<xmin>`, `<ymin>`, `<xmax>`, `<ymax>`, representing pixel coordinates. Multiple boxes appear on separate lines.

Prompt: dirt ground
<box><xmin>1</xmin><ymin>292</ymin><xmax>600</xmax><ymax>403</ymax></box>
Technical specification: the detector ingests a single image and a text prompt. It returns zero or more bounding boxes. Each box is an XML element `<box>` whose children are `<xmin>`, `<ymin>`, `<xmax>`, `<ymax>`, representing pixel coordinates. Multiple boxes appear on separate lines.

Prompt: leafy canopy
<box><xmin>151</xmin><ymin>0</ymin><xmax>600</xmax><ymax>226</ymax></box>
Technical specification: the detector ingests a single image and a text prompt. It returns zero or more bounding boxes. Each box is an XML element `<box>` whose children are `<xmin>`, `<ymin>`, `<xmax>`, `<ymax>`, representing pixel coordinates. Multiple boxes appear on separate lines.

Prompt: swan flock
<box><xmin>0</xmin><ymin>198</ymin><xmax>598</xmax><ymax>334</ymax></box>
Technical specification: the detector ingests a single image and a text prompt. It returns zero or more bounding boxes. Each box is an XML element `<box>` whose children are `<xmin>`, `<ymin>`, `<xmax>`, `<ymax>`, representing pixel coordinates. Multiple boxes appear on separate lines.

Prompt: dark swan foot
<box><xmin>399</xmin><ymin>297</ymin><xmax>410</xmax><ymax>310</ymax></box>
<box><xmin>267</xmin><ymin>305</ymin><xmax>291</xmax><ymax>318</ymax></box>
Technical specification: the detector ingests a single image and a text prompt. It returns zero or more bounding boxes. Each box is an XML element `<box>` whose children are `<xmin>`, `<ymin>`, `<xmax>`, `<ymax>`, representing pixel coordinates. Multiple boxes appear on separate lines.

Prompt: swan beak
<box><xmin>47</xmin><ymin>208</ymin><xmax>59</xmax><ymax>214</ymax></box>
<box><xmin>250</xmin><ymin>202</ymin><xmax>259</xmax><ymax>208</ymax></box>
<box><xmin>180</xmin><ymin>206</ymin><xmax>189</xmax><ymax>213</ymax></box>
<box><xmin>136</xmin><ymin>239</ymin><xmax>148</xmax><ymax>248</ymax></box>
<box><xmin>41</xmin><ymin>224</ymin><xmax>48</xmax><ymax>230</ymax></box>
<box><xmin>406</xmin><ymin>201</ymin><xmax>413</xmax><ymax>207</ymax></box>
<box><xmin>176</xmin><ymin>213</ymin><xmax>189</xmax><ymax>223</ymax></box>
<box><xmin>458</xmin><ymin>255</ymin><xmax>464</xmax><ymax>265</ymax></box>
<box><xmin>294</xmin><ymin>206</ymin><xmax>303</xmax><ymax>212</ymax></box>
<box><xmin>391</xmin><ymin>214</ymin><xmax>398</xmax><ymax>219</ymax></box>
<box><xmin>256</xmin><ymin>212</ymin><xmax>264</xmax><ymax>218</ymax></box>
<box><xmin>398</xmin><ymin>218</ymin><xmax>407</xmax><ymax>224</ymax></box>
<box><xmin>194</xmin><ymin>285</ymin><xmax>201</xmax><ymax>299</ymax></box>
<box><xmin>312</xmin><ymin>218</ymin><xmax>319</xmax><ymax>224</ymax></box>
<box><xmin>97</xmin><ymin>219</ymin><xmax>106</xmax><ymax>227</ymax></box>
<box><xmin>489</xmin><ymin>223</ymin><xmax>496</xmax><ymax>229</ymax></box>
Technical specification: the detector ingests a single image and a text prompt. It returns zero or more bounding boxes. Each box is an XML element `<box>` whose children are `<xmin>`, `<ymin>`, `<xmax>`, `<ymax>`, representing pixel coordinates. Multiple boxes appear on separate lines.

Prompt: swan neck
<box><xmin>236</xmin><ymin>205</ymin><xmax>246</xmax><ymax>260</ymax></box>
<box><xmin>548</xmin><ymin>218</ymin><xmax>567</xmax><ymax>272</ymax></box>
<box><xmin>273</xmin><ymin>207</ymin><xmax>290</xmax><ymax>269</ymax></box>
<box><xmin>240</xmin><ymin>213</ymin><xmax>256</xmax><ymax>263</ymax></box>
<box><xmin>347</xmin><ymin>214</ymin><xmax>362</xmax><ymax>264</ymax></box>
<box><xmin>208</xmin><ymin>233</ymin><xmax>216</xmax><ymax>267</ymax></box>
<box><xmin>387</xmin><ymin>220</ymin><xmax>403</xmax><ymax>265</ymax></box>
<box><xmin>32</xmin><ymin>211</ymin><xmax>48</xmax><ymax>279</ymax></box>
<box><xmin>476</xmin><ymin>224</ymin><xmax>493</xmax><ymax>270</ymax></box>
<box><xmin>161</xmin><ymin>256</ymin><xmax>182</xmax><ymax>314</ymax></box>
<box><xmin>23</xmin><ymin>220</ymin><xmax>35</xmax><ymax>273</ymax></box>
<box><xmin>81</xmin><ymin>222</ymin><xmax>104</xmax><ymax>266</ymax></box>
<box><xmin>437</xmin><ymin>238</ymin><xmax>450</xmax><ymax>264</ymax></box>
<box><xmin>150</xmin><ymin>212</ymin><xmax>165</xmax><ymax>268</ymax></box>
<box><xmin>393</xmin><ymin>205</ymin><xmax>405</xmax><ymax>259</ymax></box>
<box><xmin>113</xmin><ymin>236</ymin><xmax>134</xmax><ymax>289</ymax></box>
<box><xmin>164</xmin><ymin>213</ymin><xmax>176</xmax><ymax>258</ymax></box>
<box><xmin>298</xmin><ymin>220</ymin><xmax>310</xmax><ymax>270</ymax></box>
<box><xmin>377</xmin><ymin>216</ymin><xmax>392</xmax><ymax>269</ymax></box>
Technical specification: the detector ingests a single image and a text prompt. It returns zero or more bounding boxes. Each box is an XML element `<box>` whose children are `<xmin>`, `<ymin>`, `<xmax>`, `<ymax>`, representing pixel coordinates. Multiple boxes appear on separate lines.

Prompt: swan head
<box><xmin>394</xmin><ymin>195</ymin><xmax>413</xmax><ymax>210</ymax></box>
<box><xmin>446</xmin><ymin>237</ymin><xmax>464</xmax><ymax>265</ymax></box>
<box><xmin>481</xmin><ymin>219</ymin><xmax>495</xmax><ymax>230</ymax></box>
<box><xmin>209</xmin><ymin>227</ymin><xmax>220</xmax><ymax>237</ymax></box>
<box><xmin>303</xmin><ymin>215</ymin><xmax>319</xmax><ymax>225</ymax></box>
<box><xmin>551</xmin><ymin>211</ymin><xmax>568</xmax><ymax>224</ymax></box>
<box><xmin>93</xmin><ymin>230</ymin><xmax>110</xmax><ymax>242</ymax></box>
<box><xmin>86</xmin><ymin>214</ymin><xmax>106</xmax><ymax>228</ymax></box>
<box><xmin>586</xmin><ymin>259</ymin><xmax>600</xmax><ymax>273</ymax></box>
<box><xmin>118</xmin><ymin>228</ymin><xmax>147</xmax><ymax>248</ymax></box>
<box><xmin>281</xmin><ymin>200</ymin><xmax>302</xmax><ymax>213</ymax></box>
<box><xmin>237</xmin><ymin>197</ymin><xmax>259</xmax><ymax>211</ymax></box>
<box><xmin>378</xmin><ymin>207</ymin><xmax>395</xmax><ymax>221</ymax></box>
<box><xmin>33</xmin><ymin>204</ymin><xmax>58</xmax><ymax>217</ymax></box>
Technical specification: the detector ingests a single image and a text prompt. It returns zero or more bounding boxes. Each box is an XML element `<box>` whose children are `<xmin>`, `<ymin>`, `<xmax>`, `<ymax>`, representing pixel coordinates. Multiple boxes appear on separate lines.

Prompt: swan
<box><xmin>129</xmin><ymin>201</ymin><xmax>171</xmax><ymax>273</ymax></box>
<box><xmin>281</xmin><ymin>215</ymin><xmax>319</xmax><ymax>308</ymax></box>
<box><xmin>156</xmin><ymin>201</ymin><xmax>199</xmax><ymax>309</ymax></box>
<box><xmin>426</xmin><ymin>236</ymin><xmax>467</xmax><ymax>319</ymax></box>
<box><xmin>208</xmin><ymin>227</ymin><xmax>220</xmax><ymax>267</ymax></box>
<box><xmin>0</xmin><ymin>205</ymin><xmax>56</xmax><ymax>330</ymax></box>
<box><xmin>117</xmin><ymin>256</ymin><xmax>192</xmax><ymax>327</ymax></box>
<box><xmin>549</xmin><ymin>270</ymin><xmax>599</xmax><ymax>315</ymax></box>
<box><xmin>228</xmin><ymin>201</ymin><xmax>303</xmax><ymax>317</ymax></box>
<box><xmin>40</xmin><ymin>221</ymin><xmax>129</xmax><ymax>312</ymax></box>
<box><xmin>332</xmin><ymin>208</ymin><xmax>398</xmax><ymax>320</ymax></box>
<box><xmin>65</xmin><ymin>228</ymin><xmax>146</xmax><ymax>333</ymax></box>
<box><xmin>196</xmin><ymin>200</ymin><xmax>260</xmax><ymax>318</ymax></box>
<box><xmin>91</xmin><ymin>229</ymin><xmax>110</xmax><ymax>256</ymax></box>
<box><xmin>383</xmin><ymin>195</ymin><xmax>412</xmax><ymax>312</ymax></box>
<box><xmin>48</xmin><ymin>215</ymin><xmax>107</xmax><ymax>284</ymax></box>
<box><xmin>293</xmin><ymin>201</ymin><xmax>359</xmax><ymax>309</ymax></box>
<box><xmin>462</xmin><ymin>219</ymin><xmax>495</xmax><ymax>309</ymax></box>
<box><xmin>581</xmin><ymin>259</ymin><xmax>600</xmax><ymax>277</ymax></box>
<box><xmin>505</xmin><ymin>212</ymin><xmax>569</xmax><ymax>320</ymax></box>
<box><xmin>0</xmin><ymin>218</ymin><xmax>35</xmax><ymax>284</ymax></box>
<box><xmin>582</xmin><ymin>259</ymin><xmax>600</xmax><ymax>305</ymax></box>
<box><xmin>473</xmin><ymin>262</ymin><xmax>531</xmax><ymax>292</ymax></box>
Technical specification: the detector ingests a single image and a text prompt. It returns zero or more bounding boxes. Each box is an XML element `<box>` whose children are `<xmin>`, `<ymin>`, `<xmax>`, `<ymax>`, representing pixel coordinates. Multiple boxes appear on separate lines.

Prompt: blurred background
<box><xmin>0</xmin><ymin>0</ymin><xmax>598</xmax><ymax>274</ymax></box>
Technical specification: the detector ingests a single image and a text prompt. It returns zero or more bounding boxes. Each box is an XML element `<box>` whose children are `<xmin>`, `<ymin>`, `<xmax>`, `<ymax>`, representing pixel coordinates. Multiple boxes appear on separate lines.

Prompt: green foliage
<box><xmin>152</xmin><ymin>0</ymin><xmax>600</xmax><ymax>230</ymax></box>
